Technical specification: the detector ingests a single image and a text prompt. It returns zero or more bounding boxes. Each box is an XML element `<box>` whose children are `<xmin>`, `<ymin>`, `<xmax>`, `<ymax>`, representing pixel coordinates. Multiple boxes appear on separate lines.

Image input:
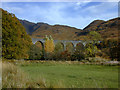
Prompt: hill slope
<box><xmin>19</xmin><ymin>17</ymin><xmax>119</xmax><ymax>40</ymax></box>
<box><xmin>82</xmin><ymin>18</ymin><xmax>119</xmax><ymax>40</ymax></box>
<box><xmin>19</xmin><ymin>19</ymin><xmax>35</xmax><ymax>35</ymax></box>
<box><xmin>19</xmin><ymin>20</ymin><xmax>82</xmax><ymax>40</ymax></box>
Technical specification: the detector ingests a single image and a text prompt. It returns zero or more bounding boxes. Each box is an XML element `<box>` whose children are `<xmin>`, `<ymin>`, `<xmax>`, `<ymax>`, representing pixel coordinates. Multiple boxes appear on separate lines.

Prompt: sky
<box><xmin>2</xmin><ymin>1</ymin><xmax>118</xmax><ymax>29</ymax></box>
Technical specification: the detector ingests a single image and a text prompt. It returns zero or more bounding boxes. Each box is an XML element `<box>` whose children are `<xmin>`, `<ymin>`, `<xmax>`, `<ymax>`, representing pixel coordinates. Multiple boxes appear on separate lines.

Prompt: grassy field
<box><xmin>18</xmin><ymin>61</ymin><xmax>119</xmax><ymax>88</ymax></box>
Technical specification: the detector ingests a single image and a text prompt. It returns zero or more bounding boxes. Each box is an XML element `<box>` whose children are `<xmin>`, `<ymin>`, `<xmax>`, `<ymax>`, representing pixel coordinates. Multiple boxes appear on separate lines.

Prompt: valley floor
<box><xmin>19</xmin><ymin>61</ymin><xmax>119</xmax><ymax>88</ymax></box>
<box><xmin>2</xmin><ymin>60</ymin><xmax>119</xmax><ymax>88</ymax></box>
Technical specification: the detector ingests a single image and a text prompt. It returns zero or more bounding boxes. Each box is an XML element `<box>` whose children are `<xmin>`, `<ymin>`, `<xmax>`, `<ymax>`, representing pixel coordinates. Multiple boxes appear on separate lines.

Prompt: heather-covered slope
<box><xmin>79</xmin><ymin>18</ymin><xmax>119</xmax><ymax>40</ymax></box>
<box><xmin>19</xmin><ymin>17</ymin><xmax>119</xmax><ymax>40</ymax></box>
<box><xmin>19</xmin><ymin>20</ymin><xmax>82</xmax><ymax>40</ymax></box>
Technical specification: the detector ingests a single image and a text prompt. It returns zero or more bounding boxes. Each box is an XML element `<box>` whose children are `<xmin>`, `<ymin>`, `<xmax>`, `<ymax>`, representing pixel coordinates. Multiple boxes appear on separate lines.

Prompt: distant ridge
<box><xmin>82</xmin><ymin>17</ymin><xmax>119</xmax><ymax>40</ymax></box>
<box><xmin>19</xmin><ymin>19</ymin><xmax>82</xmax><ymax>40</ymax></box>
<box><xmin>19</xmin><ymin>17</ymin><xmax>119</xmax><ymax>40</ymax></box>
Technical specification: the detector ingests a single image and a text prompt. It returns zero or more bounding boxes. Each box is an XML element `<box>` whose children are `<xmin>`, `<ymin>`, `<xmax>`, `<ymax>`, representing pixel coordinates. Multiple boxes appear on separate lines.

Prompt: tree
<box><xmin>53</xmin><ymin>42</ymin><xmax>64</xmax><ymax>60</ymax></box>
<box><xmin>44</xmin><ymin>35</ymin><xmax>55</xmax><ymax>59</ymax></box>
<box><xmin>2</xmin><ymin>9</ymin><xmax>32</xmax><ymax>59</ymax></box>
<box><xmin>44</xmin><ymin>35</ymin><xmax>55</xmax><ymax>53</ymax></box>
<box><xmin>28</xmin><ymin>45</ymin><xmax>43</xmax><ymax>60</ymax></box>
<box><xmin>85</xmin><ymin>31</ymin><xmax>102</xmax><ymax>57</ymax></box>
<box><xmin>66</xmin><ymin>42</ymin><xmax>74</xmax><ymax>54</ymax></box>
<box><xmin>88</xmin><ymin>31</ymin><xmax>102</xmax><ymax>44</ymax></box>
<box><xmin>85</xmin><ymin>43</ymin><xmax>98</xmax><ymax>57</ymax></box>
<box><xmin>60</xmin><ymin>50</ymin><xmax>71</xmax><ymax>61</ymax></box>
<box><xmin>72</xmin><ymin>43</ymin><xmax>85</xmax><ymax>61</ymax></box>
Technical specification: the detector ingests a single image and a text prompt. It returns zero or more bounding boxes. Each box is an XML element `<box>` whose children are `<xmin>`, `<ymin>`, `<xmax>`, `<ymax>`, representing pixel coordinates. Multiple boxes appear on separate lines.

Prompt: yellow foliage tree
<box><xmin>44</xmin><ymin>35</ymin><xmax>55</xmax><ymax>53</ymax></box>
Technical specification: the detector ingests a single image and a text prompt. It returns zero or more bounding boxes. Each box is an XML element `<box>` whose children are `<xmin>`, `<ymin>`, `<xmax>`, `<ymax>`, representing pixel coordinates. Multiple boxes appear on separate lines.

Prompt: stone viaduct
<box><xmin>32</xmin><ymin>38</ymin><xmax>87</xmax><ymax>50</ymax></box>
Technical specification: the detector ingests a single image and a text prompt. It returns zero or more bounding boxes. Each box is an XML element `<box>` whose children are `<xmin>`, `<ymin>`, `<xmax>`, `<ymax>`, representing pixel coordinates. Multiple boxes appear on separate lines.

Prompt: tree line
<box><xmin>29</xmin><ymin>31</ymin><xmax>119</xmax><ymax>61</ymax></box>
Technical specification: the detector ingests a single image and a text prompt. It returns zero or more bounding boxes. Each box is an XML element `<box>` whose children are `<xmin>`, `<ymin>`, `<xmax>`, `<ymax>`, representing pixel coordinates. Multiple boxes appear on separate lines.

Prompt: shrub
<box><xmin>60</xmin><ymin>50</ymin><xmax>71</xmax><ymax>61</ymax></box>
<box><xmin>85</xmin><ymin>43</ymin><xmax>98</xmax><ymax>57</ymax></box>
<box><xmin>109</xmin><ymin>46</ymin><xmax>118</xmax><ymax>60</ymax></box>
<box><xmin>28</xmin><ymin>44</ymin><xmax>44</xmax><ymax>60</ymax></box>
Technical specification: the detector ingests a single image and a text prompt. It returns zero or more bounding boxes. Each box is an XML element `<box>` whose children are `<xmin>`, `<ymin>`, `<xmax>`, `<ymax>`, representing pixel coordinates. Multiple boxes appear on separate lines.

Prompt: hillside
<box><xmin>82</xmin><ymin>18</ymin><xmax>119</xmax><ymax>40</ymax></box>
<box><xmin>83</xmin><ymin>20</ymin><xmax>105</xmax><ymax>31</ymax></box>
<box><xmin>19</xmin><ymin>20</ymin><xmax>35</xmax><ymax>35</ymax></box>
<box><xmin>19</xmin><ymin>17</ymin><xmax>119</xmax><ymax>41</ymax></box>
<box><xmin>19</xmin><ymin>20</ymin><xmax>82</xmax><ymax>40</ymax></box>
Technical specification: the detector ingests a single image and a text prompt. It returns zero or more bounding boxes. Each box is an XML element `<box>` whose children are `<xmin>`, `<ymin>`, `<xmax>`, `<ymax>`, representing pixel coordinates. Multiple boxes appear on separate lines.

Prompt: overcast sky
<box><xmin>2</xmin><ymin>2</ymin><xmax>118</xmax><ymax>29</ymax></box>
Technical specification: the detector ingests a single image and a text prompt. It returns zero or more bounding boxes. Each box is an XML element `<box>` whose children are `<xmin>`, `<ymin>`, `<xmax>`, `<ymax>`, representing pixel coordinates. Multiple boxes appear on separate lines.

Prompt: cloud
<box><xmin>81</xmin><ymin>2</ymin><xmax>118</xmax><ymax>19</ymax></box>
<box><xmin>2</xmin><ymin>2</ymin><xmax>118</xmax><ymax>29</ymax></box>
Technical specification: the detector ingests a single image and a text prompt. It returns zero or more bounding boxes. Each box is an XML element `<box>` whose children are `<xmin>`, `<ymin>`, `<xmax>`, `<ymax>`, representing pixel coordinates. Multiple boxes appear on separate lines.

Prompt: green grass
<box><xmin>18</xmin><ymin>61</ymin><xmax>119</xmax><ymax>88</ymax></box>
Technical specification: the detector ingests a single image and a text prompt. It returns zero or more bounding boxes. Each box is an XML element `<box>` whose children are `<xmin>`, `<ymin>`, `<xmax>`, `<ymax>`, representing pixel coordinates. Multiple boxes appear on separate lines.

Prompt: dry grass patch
<box><xmin>2</xmin><ymin>62</ymin><xmax>31</xmax><ymax>88</ymax></box>
<box><xmin>2</xmin><ymin>62</ymin><xmax>62</xmax><ymax>88</ymax></box>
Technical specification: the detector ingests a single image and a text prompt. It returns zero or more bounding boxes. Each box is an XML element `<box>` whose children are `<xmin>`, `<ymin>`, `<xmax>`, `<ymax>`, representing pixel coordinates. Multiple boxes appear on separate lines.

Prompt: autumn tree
<box><xmin>72</xmin><ymin>43</ymin><xmax>85</xmax><ymax>61</ymax></box>
<box><xmin>88</xmin><ymin>31</ymin><xmax>102</xmax><ymax>44</ymax></box>
<box><xmin>60</xmin><ymin>50</ymin><xmax>71</xmax><ymax>61</ymax></box>
<box><xmin>44</xmin><ymin>35</ymin><xmax>55</xmax><ymax>53</ymax></box>
<box><xmin>53</xmin><ymin>42</ymin><xmax>64</xmax><ymax>60</ymax></box>
<box><xmin>2</xmin><ymin>9</ymin><xmax>32</xmax><ymax>59</ymax></box>
<box><xmin>44</xmin><ymin>35</ymin><xmax>55</xmax><ymax>59</ymax></box>
<box><xmin>85</xmin><ymin>43</ymin><xmax>98</xmax><ymax>57</ymax></box>
<box><xmin>66</xmin><ymin>42</ymin><xmax>74</xmax><ymax>54</ymax></box>
<box><xmin>85</xmin><ymin>31</ymin><xmax>102</xmax><ymax>57</ymax></box>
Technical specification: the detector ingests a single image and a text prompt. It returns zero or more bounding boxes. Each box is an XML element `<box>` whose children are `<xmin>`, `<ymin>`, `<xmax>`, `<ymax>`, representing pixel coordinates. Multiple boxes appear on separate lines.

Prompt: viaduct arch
<box><xmin>32</xmin><ymin>38</ymin><xmax>86</xmax><ymax>49</ymax></box>
<box><xmin>32</xmin><ymin>38</ymin><xmax>88</xmax><ymax>58</ymax></box>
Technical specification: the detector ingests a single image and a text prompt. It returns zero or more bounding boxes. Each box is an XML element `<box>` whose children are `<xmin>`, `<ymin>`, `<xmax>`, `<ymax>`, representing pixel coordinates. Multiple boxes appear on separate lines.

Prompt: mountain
<box><xmin>19</xmin><ymin>17</ymin><xmax>119</xmax><ymax>41</ymax></box>
<box><xmin>19</xmin><ymin>20</ymin><xmax>82</xmax><ymax>40</ymax></box>
<box><xmin>83</xmin><ymin>20</ymin><xmax>105</xmax><ymax>31</ymax></box>
<box><xmin>74</xmin><ymin>17</ymin><xmax>119</xmax><ymax>40</ymax></box>
<box><xmin>82</xmin><ymin>17</ymin><xmax>119</xmax><ymax>40</ymax></box>
<box><xmin>19</xmin><ymin>20</ymin><xmax>50</xmax><ymax>35</ymax></box>
<box><xmin>19</xmin><ymin>20</ymin><xmax>35</xmax><ymax>35</ymax></box>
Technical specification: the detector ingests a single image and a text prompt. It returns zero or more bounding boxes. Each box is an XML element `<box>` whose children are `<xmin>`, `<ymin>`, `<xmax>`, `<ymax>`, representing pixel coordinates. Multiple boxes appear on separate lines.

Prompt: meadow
<box><xmin>16</xmin><ymin>61</ymin><xmax>119</xmax><ymax>88</ymax></box>
<box><xmin>2</xmin><ymin>60</ymin><xmax>119</xmax><ymax>88</ymax></box>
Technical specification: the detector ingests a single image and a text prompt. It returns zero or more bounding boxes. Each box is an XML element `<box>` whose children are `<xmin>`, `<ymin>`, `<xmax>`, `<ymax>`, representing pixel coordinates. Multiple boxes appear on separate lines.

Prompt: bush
<box><xmin>60</xmin><ymin>50</ymin><xmax>71</xmax><ymax>61</ymax></box>
<box><xmin>28</xmin><ymin>44</ymin><xmax>44</xmax><ymax>60</ymax></box>
<box><xmin>109</xmin><ymin>46</ymin><xmax>118</xmax><ymax>60</ymax></box>
<box><xmin>85</xmin><ymin>43</ymin><xmax>98</xmax><ymax>57</ymax></box>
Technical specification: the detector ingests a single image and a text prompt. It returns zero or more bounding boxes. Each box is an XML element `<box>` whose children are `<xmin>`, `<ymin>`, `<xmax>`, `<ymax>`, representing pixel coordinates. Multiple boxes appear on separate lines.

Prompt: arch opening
<box><xmin>75</xmin><ymin>42</ymin><xmax>84</xmax><ymax>51</ymax></box>
<box><xmin>35</xmin><ymin>41</ymin><xmax>44</xmax><ymax>50</ymax></box>
<box><xmin>54</xmin><ymin>42</ymin><xmax>65</xmax><ymax>53</ymax></box>
<box><xmin>66</xmin><ymin>42</ymin><xmax>74</xmax><ymax>54</ymax></box>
